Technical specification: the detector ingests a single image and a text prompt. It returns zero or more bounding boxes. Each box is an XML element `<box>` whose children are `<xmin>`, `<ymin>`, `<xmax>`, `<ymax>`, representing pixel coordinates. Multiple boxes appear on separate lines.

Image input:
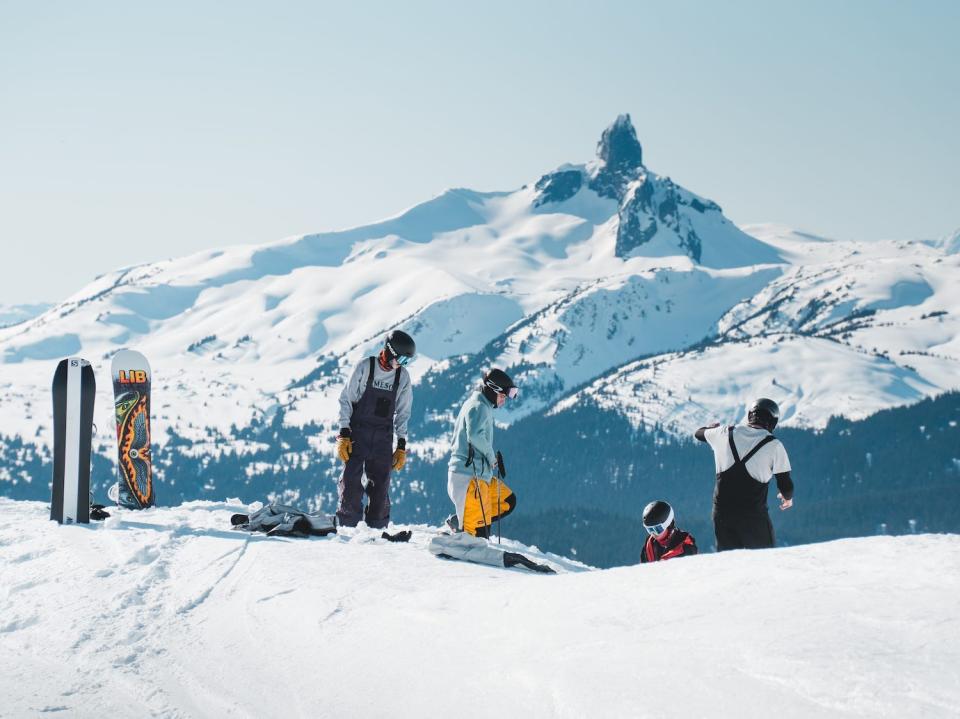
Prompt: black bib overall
<box><xmin>336</xmin><ymin>357</ymin><xmax>401</xmax><ymax>529</ymax></box>
<box><xmin>712</xmin><ymin>428</ymin><xmax>777</xmax><ymax>551</ymax></box>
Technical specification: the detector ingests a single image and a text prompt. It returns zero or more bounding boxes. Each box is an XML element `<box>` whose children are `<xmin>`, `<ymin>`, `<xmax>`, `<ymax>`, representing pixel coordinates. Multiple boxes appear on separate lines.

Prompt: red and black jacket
<box><xmin>640</xmin><ymin>529</ymin><xmax>698</xmax><ymax>564</ymax></box>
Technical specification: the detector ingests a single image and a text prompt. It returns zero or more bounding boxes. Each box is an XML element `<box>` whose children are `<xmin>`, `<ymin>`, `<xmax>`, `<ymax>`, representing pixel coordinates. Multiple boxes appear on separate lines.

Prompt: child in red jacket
<box><xmin>640</xmin><ymin>500</ymin><xmax>698</xmax><ymax>563</ymax></box>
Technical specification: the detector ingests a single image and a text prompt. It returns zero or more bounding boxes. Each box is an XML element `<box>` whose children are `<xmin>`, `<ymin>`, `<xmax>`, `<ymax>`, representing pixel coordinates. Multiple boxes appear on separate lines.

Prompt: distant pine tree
<box><xmin>2</xmin><ymin>392</ymin><xmax>957</xmax><ymax>567</ymax></box>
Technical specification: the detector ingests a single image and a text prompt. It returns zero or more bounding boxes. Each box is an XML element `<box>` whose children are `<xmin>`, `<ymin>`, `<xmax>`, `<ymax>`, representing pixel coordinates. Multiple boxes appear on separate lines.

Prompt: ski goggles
<box><xmin>485</xmin><ymin>380</ymin><xmax>519</xmax><ymax>399</ymax></box>
<box><xmin>644</xmin><ymin>522</ymin><xmax>668</xmax><ymax>537</ymax></box>
<box><xmin>396</xmin><ymin>354</ymin><xmax>415</xmax><ymax>367</ymax></box>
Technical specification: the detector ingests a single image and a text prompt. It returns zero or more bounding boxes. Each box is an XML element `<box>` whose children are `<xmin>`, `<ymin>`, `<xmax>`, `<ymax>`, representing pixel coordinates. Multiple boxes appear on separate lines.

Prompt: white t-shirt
<box><xmin>704</xmin><ymin>425</ymin><xmax>791</xmax><ymax>483</ymax></box>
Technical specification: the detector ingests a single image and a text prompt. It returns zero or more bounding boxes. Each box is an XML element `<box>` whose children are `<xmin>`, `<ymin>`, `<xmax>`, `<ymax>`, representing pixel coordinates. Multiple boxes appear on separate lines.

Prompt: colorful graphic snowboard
<box><xmin>111</xmin><ymin>349</ymin><xmax>154</xmax><ymax>509</ymax></box>
<box><xmin>51</xmin><ymin>357</ymin><xmax>96</xmax><ymax>524</ymax></box>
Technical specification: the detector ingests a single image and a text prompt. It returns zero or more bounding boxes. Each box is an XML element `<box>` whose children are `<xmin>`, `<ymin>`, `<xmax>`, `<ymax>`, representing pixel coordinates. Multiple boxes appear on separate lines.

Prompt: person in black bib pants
<box><xmin>334</xmin><ymin>330</ymin><xmax>415</xmax><ymax>529</ymax></box>
<box><xmin>695</xmin><ymin>398</ymin><xmax>795</xmax><ymax>551</ymax></box>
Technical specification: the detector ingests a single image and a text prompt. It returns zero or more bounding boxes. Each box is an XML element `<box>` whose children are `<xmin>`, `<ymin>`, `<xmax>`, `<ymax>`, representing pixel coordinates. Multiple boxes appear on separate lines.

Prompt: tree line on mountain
<box><xmin>1</xmin><ymin>392</ymin><xmax>957</xmax><ymax>569</ymax></box>
<box><xmin>496</xmin><ymin>391</ymin><xmax>960</xmax><ymax>566</ymax></box>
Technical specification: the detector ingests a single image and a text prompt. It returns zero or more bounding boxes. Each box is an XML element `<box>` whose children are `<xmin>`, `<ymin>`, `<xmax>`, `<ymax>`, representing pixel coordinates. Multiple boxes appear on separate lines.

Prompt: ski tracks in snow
<box><xmin>175</xmin><ymin>539</ymin><xmax>249</xmax><ymax>614</ymax></box>
<box><xmin>0</xmin><ymin>500</ymin><xmax>262</xmax><ymax>718</ymax></box>
<box><xmin>67</xmin><ymin>515</ymin><xmax>197</xmax><ymax>717</ymax></box>
<box><xmin>0</xmin><ymin>512</ymin><xmax>56</xmax><ymax>639</ymax></box>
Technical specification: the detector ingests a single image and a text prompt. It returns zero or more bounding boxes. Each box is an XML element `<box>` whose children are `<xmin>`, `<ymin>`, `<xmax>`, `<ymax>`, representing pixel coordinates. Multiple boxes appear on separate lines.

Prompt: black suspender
<box><xmin>366</xmin><ymin>356</ymin><xmax>402</xmax><ymax>394</ymax></box>
<box><xmin>728</xmin><ymin>427</ymin><xmax>776</xmax><ymax>465</ymax></box>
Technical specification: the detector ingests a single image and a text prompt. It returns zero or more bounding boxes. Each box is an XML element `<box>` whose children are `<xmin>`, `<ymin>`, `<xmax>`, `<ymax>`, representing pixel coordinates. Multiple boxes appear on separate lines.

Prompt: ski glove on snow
<box><xmin>382</xmin><ymin>530</ymin><xmax>412</xmax><ymax>543</ymax></box>
<box><xmin>336</xmin><ymin>428</ymin><xmax>353</xmax><ymax>462</ymax></box>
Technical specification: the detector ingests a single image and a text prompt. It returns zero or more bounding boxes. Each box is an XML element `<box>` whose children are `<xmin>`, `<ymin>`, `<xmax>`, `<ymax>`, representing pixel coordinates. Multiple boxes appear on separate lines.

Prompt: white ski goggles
<box><xmin>486</xmin><ymin>380</ymin><xmax>519</xmax><ymax>399</ymax></box>
<box><xmin>644</xmin><ymin>522</ymin><xmax>668</xmax><ymax>537</ymax></box>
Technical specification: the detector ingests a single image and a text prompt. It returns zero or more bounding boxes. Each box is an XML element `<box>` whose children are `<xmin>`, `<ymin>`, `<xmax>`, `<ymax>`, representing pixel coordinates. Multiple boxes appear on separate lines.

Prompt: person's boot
<box><xmin>444</xmin><ymin>513</ymin><xmax>460</xmax><ymax>533</ymax></box>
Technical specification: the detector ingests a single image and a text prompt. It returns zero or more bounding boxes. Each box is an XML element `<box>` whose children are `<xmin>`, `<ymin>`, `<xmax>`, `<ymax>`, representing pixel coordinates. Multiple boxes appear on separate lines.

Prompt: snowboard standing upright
<box><xmin>51</xmin><ymin>357</ymin><xmax>96</xmax><ymax>524</ymax></box>
<box><xmin>111</xmin><ymin>349</ymin><xmax>154</xmax><ymax>509</ymax></box>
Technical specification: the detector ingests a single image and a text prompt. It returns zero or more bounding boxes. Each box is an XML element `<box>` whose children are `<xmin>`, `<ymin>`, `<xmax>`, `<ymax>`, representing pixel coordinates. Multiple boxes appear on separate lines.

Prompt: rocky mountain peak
<box><xmin>596</xmin><ymin>113</ymin><xmax>643</xmax><ymax>172</ymax></box>
<box><xmin>589</xmin><ymin>114</ymin><xmax>645</xmax><ymax>202</ymax></box>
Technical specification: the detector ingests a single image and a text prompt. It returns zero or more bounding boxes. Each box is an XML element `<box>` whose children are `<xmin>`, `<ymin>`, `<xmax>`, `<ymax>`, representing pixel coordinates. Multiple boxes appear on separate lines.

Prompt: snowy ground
<box><xmin>1</xmin><ymin>499</ymin><xmax>958</xmax><ymax>718</ymax></box>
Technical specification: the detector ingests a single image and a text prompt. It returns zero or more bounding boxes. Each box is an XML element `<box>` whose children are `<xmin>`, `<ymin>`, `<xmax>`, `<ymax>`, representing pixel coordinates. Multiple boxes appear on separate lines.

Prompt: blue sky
<box><xmin>1</xmin><ymin>1</ymin><xmax>958</xmax><ymax>304</ymax></box>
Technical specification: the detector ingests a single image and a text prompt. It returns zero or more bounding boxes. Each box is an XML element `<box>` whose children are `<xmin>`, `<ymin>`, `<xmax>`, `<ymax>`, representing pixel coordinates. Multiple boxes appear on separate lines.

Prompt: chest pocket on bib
<box><xmin>374</xmin><ymin>396</ymin><xmax>393</xmax><ymax>418</ymax></box>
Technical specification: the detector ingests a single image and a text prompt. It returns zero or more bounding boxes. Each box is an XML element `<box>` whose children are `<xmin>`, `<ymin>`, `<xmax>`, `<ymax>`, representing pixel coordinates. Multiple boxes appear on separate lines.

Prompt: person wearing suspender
<box><xmin>334</xmin><ymin>330</ymin><xmax>416</xmax><ymax>529</ymax></box>
<box><xmin>695</xmin><ymin>398</ymin><xmax>795</xmax><ymax>551</ymax></box>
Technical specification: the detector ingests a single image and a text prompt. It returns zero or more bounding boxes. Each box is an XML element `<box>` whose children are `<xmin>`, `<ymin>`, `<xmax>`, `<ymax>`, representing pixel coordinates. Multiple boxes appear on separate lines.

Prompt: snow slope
<box><xmin>0</xmin><ymin>303</ymin><xmax>52</xmax><ymax>329</ymax></box>
<box><xmin>1</xmin><ymin>498</ymin><xmax>958</xmax><ymax>718</ymax></box>
<box><xmin>554</xmin><ymin>234</ymin><xmax>959</xmax><ymax>432</ymax></box>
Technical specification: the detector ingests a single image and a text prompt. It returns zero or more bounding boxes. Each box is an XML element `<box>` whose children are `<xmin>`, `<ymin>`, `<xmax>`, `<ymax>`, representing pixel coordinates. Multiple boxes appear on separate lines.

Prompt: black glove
<box><xmin>381</xmin><ymin>530</ymin><xmax>412</xmax><ymax>543</ymax></box>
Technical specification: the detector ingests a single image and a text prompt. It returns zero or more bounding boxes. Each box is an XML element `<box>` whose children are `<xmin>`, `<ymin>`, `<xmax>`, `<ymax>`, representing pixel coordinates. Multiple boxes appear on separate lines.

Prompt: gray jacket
<box><xmin>448</xmin><ymin>390</ymin><xmax>497</xmax><ymax>477</ymax></box>
<box><xmin>428</xmin><ymin>533</ymin><xmax>555</xmax><ymax>574</ymax></box>
<box><xmin>232</xmin><ymin>503</ymin><xmax>337</xmax><ymax>537</ymax></box>
<box><xmin>338</xmin><ymin>357</ymin><xmax>412</xmax><ymax>439</ymax></box>
<box><xmin>429</xmin><ymin>531</ymin><xmax>503</xmax><ymax>565</ymax></box>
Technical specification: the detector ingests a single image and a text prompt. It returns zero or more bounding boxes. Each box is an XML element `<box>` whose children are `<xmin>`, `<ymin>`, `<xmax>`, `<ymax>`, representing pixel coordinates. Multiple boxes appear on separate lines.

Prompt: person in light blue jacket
<box><xmin>446</xmin><ymin>368</ymin><xmax>518</xmax><ymax>531</ymax></box>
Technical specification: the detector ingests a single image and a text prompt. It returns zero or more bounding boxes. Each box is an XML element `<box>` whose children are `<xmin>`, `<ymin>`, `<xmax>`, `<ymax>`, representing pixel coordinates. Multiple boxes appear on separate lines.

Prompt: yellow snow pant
<box><xmin>462</xmin><ymin>477</ymin><xmax>516</xmax><ymax>538</ymax></box>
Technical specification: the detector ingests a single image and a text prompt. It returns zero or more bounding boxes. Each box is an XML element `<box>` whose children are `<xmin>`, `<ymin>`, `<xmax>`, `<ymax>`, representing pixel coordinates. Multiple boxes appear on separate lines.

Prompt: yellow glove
<box><xmin>336</xmin><ymin>435</ymin><xmax>353</xmax><ymax>462</ymax></box>
<box><xmin>392</xmin><ymin>448</ymin><xmax>406</xmax><ymax>471</ymax></box>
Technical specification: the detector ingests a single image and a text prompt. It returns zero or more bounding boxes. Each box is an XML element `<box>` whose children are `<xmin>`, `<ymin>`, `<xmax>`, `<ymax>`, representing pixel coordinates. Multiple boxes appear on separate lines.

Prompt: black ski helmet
<box><xmin>481</xmin><ymin>368</ymin><xmax>518</xmax><ymax>405</ymax></box>
<box><xmin>384</xmin><ymin>330</ymin><xmax>416</xmax><ymax>363</ymax></box>
<box><xmin>483</xmin><ymin>368</ymin><xmax>516</xmax><ymax>394</ymax></box>
<box><xmin>748</xmin><ymin>398</ymin><xmax>780</xmax><ymax>431</ymax></box>
<box><xmin>642</xmin><ymin>500</ymin><xmax>675</xmax><ymax>537</ymax></box>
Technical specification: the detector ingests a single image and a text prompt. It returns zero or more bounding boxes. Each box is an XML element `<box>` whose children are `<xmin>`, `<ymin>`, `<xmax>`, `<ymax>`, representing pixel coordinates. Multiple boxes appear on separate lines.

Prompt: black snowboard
<box><xmin>51</xmin><ymin>357</ymin><xmax>96</xmax><ymax>524</ymax></box>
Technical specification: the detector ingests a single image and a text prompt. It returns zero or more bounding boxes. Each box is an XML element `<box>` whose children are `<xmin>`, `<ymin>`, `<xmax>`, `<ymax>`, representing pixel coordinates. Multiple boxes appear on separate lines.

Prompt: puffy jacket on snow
<box><xmin>231</xmin><ymin>503</ymin><xmax>337</xmax><ymax>537</ymax></box>
<box><xmin>429</xmin><ymin>532</ymin><xmax>554</xmax><ymax>574</ymax></box>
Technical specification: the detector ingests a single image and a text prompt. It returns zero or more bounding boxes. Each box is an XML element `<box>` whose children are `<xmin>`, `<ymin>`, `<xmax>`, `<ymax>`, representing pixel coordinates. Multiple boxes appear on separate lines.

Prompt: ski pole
<box><xmin>475</xmin><ymin>476</ymin><xmax>488</xmax><ymax>538</ymax></box>
<box><xmin>496</xmin><ymin>451</ymin><xmax>507</xmax><ymax>545</ymax></box>
<box><xmin>497</xmin><ymin>475</ymin><xmax>501</xmax><ymax>544</ymax></box>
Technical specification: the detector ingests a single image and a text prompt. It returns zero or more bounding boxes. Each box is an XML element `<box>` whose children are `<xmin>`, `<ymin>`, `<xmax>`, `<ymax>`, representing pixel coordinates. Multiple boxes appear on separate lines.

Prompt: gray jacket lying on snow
<box><xmin>428</xmin><ymin>532</ymin><xmax>555</xmax><ymax>573</ymax></box>
<box><xmin>231</xmin><ymin>503</ymin><xmax>337</xmax><ymax>537</ymax></box>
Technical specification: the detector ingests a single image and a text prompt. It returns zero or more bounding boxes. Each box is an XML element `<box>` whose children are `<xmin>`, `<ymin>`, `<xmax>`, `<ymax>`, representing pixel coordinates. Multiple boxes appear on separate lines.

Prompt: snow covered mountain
<box><xmin>0</xmin><ymin>115</ymin><xmax>958</xmax><ymax>514</ymax></box>
<box><xmin>934</xmin><ymin>226</ymin><xmax>960</xmax><ymax>255</ymax></box>
<box><xmin>0</xmin><ymin>302</ymin><xmax>52</xmax><ymax>328</ymax></box>
<box><xmin>2</xmin><ymin>498</ymin><xmax>958</xmax><ymax>718</ymax></box>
